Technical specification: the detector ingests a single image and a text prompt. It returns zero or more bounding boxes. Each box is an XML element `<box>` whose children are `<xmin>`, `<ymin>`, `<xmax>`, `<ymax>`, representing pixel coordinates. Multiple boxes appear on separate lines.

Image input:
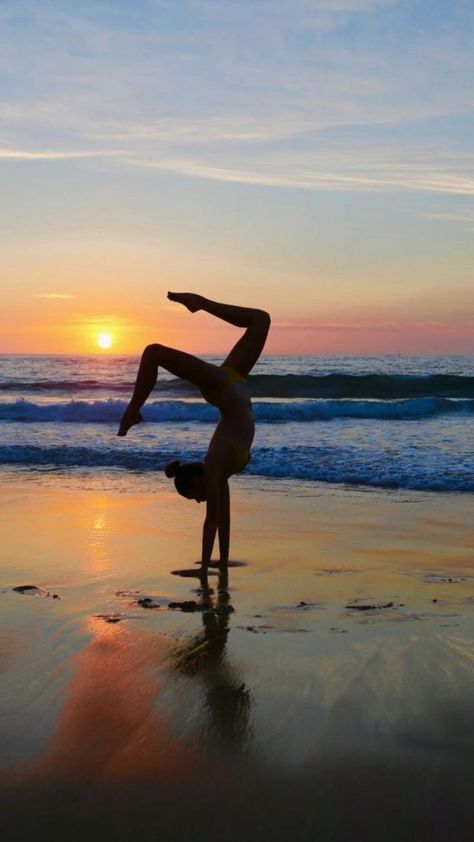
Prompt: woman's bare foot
<box><xmin>117</xmin><ymin>407</ymin><xmax>143</xmax><ymax>437</ymax></box>
<box><xmin>167</xmin><ymin>292</ymin><xmax>202</xmax><ymax>313</ymax></box>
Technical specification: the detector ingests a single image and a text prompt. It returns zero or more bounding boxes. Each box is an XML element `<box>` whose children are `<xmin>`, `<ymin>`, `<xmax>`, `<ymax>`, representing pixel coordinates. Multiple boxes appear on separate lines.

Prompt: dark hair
<box><xmin>164</xmin><ymin>460</ymin><xmax>204</xmax><ymax>498</ymax></box>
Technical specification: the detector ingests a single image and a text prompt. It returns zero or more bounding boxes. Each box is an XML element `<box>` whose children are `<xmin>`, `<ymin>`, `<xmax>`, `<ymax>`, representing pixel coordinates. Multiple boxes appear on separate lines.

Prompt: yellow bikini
<box><xmin>221</xmin><ymin>435</ymin><xmax>250</xmax><ymax>472</ymax></box>
<box><xmin>221</xmin><ymin>365</ymin><xmax>247</xmax><ymax>385</ymax></box>
<box><xmin>220</xmin><ymin>366</ymin><xmax>251</xmax><ymax>472</ymax></box>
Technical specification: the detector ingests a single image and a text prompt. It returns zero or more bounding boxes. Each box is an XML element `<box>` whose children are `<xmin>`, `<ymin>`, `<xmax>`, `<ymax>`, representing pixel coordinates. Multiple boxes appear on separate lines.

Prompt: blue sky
<box><xmin>1</xmin><ymin>0</ymin><xmax>473</xmax><ymax>353</ymax></box>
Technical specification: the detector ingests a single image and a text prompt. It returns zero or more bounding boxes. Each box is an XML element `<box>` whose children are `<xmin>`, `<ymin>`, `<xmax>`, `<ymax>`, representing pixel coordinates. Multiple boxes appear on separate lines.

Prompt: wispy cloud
<box><xmin>189</xmin><ymin>0</ymin><xmax>396</xmax><ymax>22</ymax></box>
<box><xmin>128</xmin><ymin>156</ymin><xmax>474</xmax><ymax>196</ymax></box>
<box><xmin>424</xmin><ymin>210</ymin><xmax>474</xmax><ymax>226</ymax></box>
<box><xmin>0</xmin><ymin>148</ymin><xmax>120</xmax><ymax>161</ymax></box>
<box><xmin>73</xmin><ymin>314</ymin><xmax>141</xmax><ymax>330</ymax></box>
<box><xmin>0</xmin><ymin>0</ymin><xmax>471</xmax><ymax>221</ymax></box>
<box><xmin>35</xmin><ymin>293</ymin><xmax>76</xmax><ymax>300</ymax></box>
<box><xmin>273</xmin><ymin>318</ymin><xmax>474</xmax><ymax>333</ymax></box>
<box><xmin>92</xmin><ymin>116</ymin><xmax>318</xmax><ymax>144</ymax></box>
<box><xmin>3</xmin><ymin>140</ymin><xmax>474</xmax><ymax>197</ymax></box>
<box><xmin>0</xmin><ymin>0</ymin><xmax>472</xmax><ymax>200</ymax></box>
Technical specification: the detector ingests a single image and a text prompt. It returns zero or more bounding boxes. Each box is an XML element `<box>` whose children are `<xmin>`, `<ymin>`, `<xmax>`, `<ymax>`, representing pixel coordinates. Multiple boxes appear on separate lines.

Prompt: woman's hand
<box><xmin>201</xmin><ymin>472</ymin><xmax>220</xmax><ymax>565</ymax></box>
<box><xmin>200</xmin><ymin>474</ymin><xmax>230</xmax><ymax>567</ymax></box>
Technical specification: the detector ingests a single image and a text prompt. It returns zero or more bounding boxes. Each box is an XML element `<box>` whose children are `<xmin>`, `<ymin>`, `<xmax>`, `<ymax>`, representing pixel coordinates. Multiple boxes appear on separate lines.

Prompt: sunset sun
<box><xmin>97</xmin><ymin>332</ymin><xmax>113</xmax><ymax>350</ymax></box>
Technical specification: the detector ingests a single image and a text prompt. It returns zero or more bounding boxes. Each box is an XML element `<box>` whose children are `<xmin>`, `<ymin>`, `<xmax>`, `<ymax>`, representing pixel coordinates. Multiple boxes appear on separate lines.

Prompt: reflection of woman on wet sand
<box><xmin>171</xmin><ymin>570</ymin><xmax>252</xmax><ymax>753</ymax></box>
<box><xmin>118</xmin><ymin>294</ymin><xmax>270</xmax><ymax>574</ymax></box>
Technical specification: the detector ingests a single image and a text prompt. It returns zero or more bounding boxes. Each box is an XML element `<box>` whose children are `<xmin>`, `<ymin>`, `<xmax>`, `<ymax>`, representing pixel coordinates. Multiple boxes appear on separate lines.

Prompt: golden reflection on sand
<box><xmin>86</xmin><ymin>501</ymin><xmax>110</xmax><ymax>574</ymax></box>
<box><xmin>19</xmin><ymin>572</ymin><xmax>252</xmax><ymax>791</ymax></box>
<box><xmin>23</xmin><ymin>618</ymin><xmax>209</xmax><ymax>789</ymax></box>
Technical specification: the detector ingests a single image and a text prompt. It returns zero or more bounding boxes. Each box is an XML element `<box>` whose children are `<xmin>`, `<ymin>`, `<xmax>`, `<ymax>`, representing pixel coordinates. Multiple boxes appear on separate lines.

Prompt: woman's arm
<box><xmin>201</xmin><ymin>473</ymin><xmax>221</xmax><ymax>568</ymax></box>
<box><xmin>218</xmin><ymin>479</ymin><xmax>230</xmax><ymax>564</ymax></box>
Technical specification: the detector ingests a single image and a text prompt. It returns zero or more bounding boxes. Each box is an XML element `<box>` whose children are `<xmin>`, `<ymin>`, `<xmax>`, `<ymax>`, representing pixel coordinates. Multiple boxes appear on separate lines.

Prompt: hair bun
<box><xmin>164</xmin><ymin>459</ymin><xmax>181</xmax><ymax>478</ymax></box>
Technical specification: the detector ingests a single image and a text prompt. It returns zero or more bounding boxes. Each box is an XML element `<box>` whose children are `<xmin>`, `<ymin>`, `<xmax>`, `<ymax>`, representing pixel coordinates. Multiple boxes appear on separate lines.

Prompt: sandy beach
<box><xmin>1</xmin><ymin>472</ymin><xmax>473</xmax><ymax>841</ymax></box>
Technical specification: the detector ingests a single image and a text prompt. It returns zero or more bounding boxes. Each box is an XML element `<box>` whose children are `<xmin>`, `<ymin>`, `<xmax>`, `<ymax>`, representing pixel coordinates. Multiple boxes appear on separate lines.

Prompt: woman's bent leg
<box><xmin>168</xmin><ymin>293</ymin><xmax>271</xmax><ymax>377</ymax></box>
<box><xmin>118</xmin><ymin>343</ymin><xmax>222</xmax><ymax>436</ymax></box>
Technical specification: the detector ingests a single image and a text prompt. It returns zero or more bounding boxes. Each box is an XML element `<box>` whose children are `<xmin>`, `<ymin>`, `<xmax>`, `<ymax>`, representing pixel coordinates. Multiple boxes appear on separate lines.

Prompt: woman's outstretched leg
<box><xmin>118</xmin><ymin>343</ymin><xmax>223</xmax><ymax>436</ymax></box>
<box><xmin>168</xmin><ymin>292</ymin><xmax>270</xmax><ymax>377</ymax></box>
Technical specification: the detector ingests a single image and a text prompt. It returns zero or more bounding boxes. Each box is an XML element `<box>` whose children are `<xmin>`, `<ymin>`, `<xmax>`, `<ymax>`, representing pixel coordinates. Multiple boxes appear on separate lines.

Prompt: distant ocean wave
<box><xmin>0</xmin><ymin>379</ymin><xmax>137</xmax><ymax>393</ymax></box>
<box><xmin>248</xmin><ymin>373</ymin><xmax>474</xmax><ymax>399</ymax></box>
<box><xmin>1</xmin><ymin>443</ymin><xmax>472</xmax><ymax>492</ymax></box>
<box><xmin>1</xmin><ymin>373</ymin><xmax>474</xmax><ymax>399</ymax></box>
<box><xmin>1</xmin><ymin>397</ymin><xmax>474</xmax><ymax>423</ymax></box>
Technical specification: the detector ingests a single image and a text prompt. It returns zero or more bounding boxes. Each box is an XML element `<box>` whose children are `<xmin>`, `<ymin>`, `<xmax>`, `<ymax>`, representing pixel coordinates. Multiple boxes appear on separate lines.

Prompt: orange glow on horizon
<box><xmin>1</xmin><ymin>300</ymin><xmax>473</xmax><ymax>355</ymax></box>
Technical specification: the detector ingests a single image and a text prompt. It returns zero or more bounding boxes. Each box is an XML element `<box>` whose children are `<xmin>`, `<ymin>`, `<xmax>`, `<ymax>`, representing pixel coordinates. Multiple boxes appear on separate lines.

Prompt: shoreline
<box><xmin>2</xmin><ymin>463</ymin><xmax>474</xmax><ymax>496</ymax></box>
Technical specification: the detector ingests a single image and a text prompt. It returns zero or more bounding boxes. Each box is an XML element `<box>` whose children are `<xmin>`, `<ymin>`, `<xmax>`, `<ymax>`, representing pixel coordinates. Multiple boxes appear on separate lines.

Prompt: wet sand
<box><xmin>1</xmin><ymin>473</ymin><xmax>473</xmax><ymax>841</ymax></box>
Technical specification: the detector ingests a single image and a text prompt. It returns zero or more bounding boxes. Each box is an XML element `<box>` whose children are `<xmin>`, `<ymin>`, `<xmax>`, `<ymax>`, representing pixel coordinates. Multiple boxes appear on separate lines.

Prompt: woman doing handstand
<box><xmin>118</xmin><ymin>293</ymin><xmax>271</xmax><ymax>574</ymax></box>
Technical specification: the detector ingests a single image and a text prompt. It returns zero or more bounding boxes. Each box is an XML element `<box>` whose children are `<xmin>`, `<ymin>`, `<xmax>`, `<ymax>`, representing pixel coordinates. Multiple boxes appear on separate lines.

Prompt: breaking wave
<box><xmin>1</xmin><ymin>397</ymin><xmax>473</xmax><ymax>423</ymax></box>
<box><xmin>1</xmin><ymin>443</ymin><xmax>472</xmax><ymax>492</ymax></box>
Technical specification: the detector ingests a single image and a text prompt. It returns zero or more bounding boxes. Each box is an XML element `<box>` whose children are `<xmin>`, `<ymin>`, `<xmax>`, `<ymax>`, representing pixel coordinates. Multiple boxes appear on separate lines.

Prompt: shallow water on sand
<box><xmin>1</xmin><ymin>474</ymin><xmax>473</xmax><ymax>841</ymax></box>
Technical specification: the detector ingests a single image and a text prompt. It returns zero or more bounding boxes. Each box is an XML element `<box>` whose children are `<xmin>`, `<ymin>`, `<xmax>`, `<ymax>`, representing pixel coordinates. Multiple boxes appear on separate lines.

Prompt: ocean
<box><xmin>0</xmin><ymin>354</ymin><xmax>473</xmax><ymax>492</ymax></box>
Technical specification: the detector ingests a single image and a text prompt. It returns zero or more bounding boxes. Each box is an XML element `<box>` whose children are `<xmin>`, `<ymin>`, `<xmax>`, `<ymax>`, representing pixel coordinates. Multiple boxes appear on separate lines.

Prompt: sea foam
<box><xmin>1</xmin><ymin>397</ymin><xmax>473</xmax><ymax>423</ymax></box>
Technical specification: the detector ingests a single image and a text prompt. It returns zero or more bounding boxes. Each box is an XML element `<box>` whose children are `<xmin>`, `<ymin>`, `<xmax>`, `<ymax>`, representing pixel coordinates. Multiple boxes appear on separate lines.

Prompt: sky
<box><xmin>1</xmin><ymin>0</ymin><xmax>473</xmax><ymax>354</ymax></box>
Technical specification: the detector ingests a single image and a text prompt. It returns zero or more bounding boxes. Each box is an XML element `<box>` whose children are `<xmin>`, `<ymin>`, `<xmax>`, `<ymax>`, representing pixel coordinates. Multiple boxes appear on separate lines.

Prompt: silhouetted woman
<box><xmin>118</xmin><ymin>293</ymin><xmax>270</xmax><ymax>574</ymax></box>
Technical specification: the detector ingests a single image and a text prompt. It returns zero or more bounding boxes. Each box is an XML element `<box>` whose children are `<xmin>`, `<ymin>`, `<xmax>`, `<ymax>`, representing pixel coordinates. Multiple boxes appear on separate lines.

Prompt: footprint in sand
<box><xmin>271</xmin><ymin>600</ymin><xmax>324</xmax><ymax>614</ymax></box>
<box><xmin>237</xmin><ymin>624</ymin><xmax>310</xmax><ymax>634</ymax></box>
<box><xmin>115</xmin><ymin>589</ymin><xmax>168</xmax><ymax>609</ymax></box>
<box><xmin>93</xmin><ymin>612</ymin><xmax>145</xmax><ymax>624</ymax></box>
<box><xmin>12</xmin><ymin>585</ymin><xmax>60</xmax><ymax>599</ymax></box>
<box><xmin>402</xmin><ymin>570</ymin><xmax>471</xmax><ymax>585</ymax></box>
<box><xmin>315</xmin><ymin>568</ymin><xmax>358</xmax><ymax>577</ymax></box>
<box><xmin>345</xmin><ymin>601</ymin><xmax>397</xmax><ymax>611</ymax></box>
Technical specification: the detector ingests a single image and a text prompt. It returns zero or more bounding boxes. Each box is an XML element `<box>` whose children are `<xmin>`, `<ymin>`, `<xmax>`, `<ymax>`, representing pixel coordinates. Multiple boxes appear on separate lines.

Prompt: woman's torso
<box><xmin>201</xmin><ymin>368</ymin><xmax>254</xmax><ymax>474</ymax></box>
